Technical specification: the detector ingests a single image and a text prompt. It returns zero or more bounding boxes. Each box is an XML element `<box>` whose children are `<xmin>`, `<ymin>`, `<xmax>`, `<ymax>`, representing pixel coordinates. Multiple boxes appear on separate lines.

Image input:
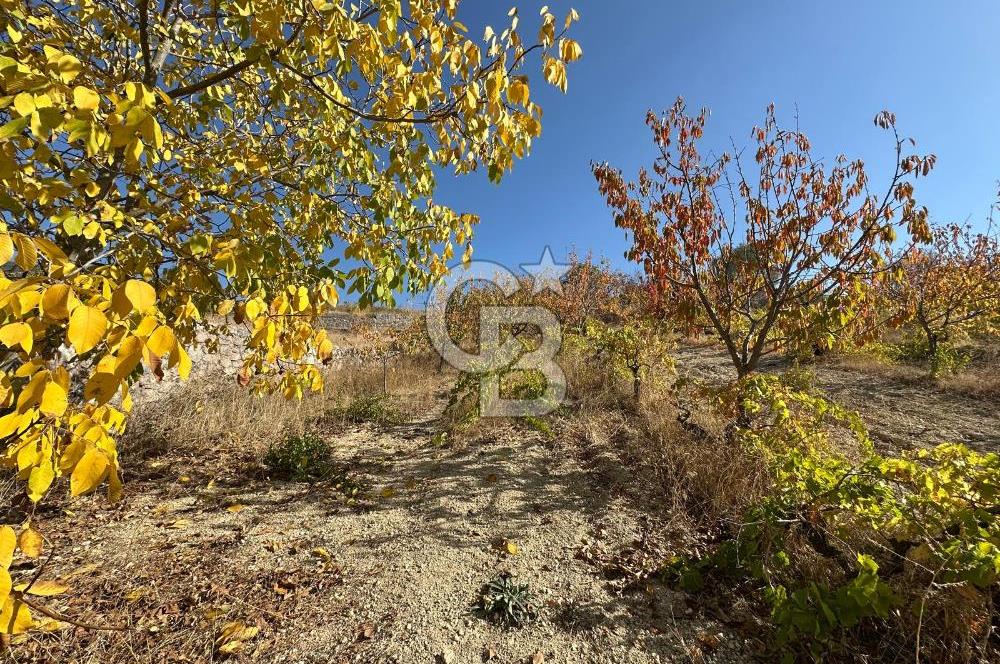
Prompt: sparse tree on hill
<box><xmin>592</xmin><ymin>99</ymin><xmax>936</xmax><ymax>379</ymax></box>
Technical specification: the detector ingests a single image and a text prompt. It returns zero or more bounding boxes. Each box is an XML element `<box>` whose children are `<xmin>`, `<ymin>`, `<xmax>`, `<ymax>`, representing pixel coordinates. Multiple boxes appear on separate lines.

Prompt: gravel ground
<box><xmin>28</xmin><ymin>390</ymin><xmax>751</xmax><ymax>663</ymax></box>
<box><xmin>673</xmin><ymin>344</ymin><xmax>1000</xmax><ymax>452</ymax></box>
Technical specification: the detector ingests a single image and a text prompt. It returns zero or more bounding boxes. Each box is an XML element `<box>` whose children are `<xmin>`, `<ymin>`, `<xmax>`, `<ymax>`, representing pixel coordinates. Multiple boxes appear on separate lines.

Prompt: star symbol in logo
<box><xmin>521</xmin><ymin>246</ymin><xmax>570</xmax><ymax>295</ymax></box>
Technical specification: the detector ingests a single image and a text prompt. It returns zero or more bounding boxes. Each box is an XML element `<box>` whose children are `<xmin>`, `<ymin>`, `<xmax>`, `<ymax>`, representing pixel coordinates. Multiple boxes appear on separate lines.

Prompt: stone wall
<box><xmin>130</xmin><ymin>309</ymin><xmax>418</xmax><ymax>402</ymax></box>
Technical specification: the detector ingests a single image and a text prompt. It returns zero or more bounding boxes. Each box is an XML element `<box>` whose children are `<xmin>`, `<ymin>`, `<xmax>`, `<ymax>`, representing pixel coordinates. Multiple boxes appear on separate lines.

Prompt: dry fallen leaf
<box><xmin>311</xmin><ymin>547</ymin><xmax>332</xmax><ymax>562</ymax></box>
<box><xmin>530</xmin><ymin>652</ymin><xmax>545</xmax><ymax>664</ymax></box>
<box><xmin>380</xmin><ymin>487</ymin><xmax>396</xmax><ymax>498</ymax></box>
<box><xmin>505</xmin><ymin>540</ymin><xmax>519</xmax><ymax>556</ymax></box>
<box><xmin>224</xmin><ymin>503</ymin><xmax>244</xmax><ymax>513</ymax></box>
<box><xmin>17</xmin><ymin>580</ymin><xmax>69</xmax><ymax>597</ymax></box>
<box><xmin>215</xmin><ymin>620</ymin><xmax>259</xmax><ymax>655</ymax></box>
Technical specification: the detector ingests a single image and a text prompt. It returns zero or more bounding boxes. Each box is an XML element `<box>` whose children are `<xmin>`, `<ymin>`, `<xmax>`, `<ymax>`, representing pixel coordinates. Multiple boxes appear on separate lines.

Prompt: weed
<box><xmin>477</xmin><ymin>573</ymin><xmax>537</xmax><ymax>627</ymax></box>
<box><xmin>335</xmin><ymin>392</ymin><xmax>401</xmax><ymax>425</ymax></box>
<box><xmin>263</xmin><ymin>434</ymin><xmax>333</xmax><ymax>481</ymax></box>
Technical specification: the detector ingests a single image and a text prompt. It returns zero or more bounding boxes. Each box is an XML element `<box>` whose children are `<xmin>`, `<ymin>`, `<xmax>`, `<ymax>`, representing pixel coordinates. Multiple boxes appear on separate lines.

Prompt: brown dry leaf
<box><xmin>215</xmin><ymin>620</ymin><xmax>259</xmax><ymax>655</ymax></box>
<box><xmin>486</xmin><ymin>473</ymin><xmax>498</xmax><ymax>483</ymax></box>
<box><xmin>530</xmin><ymin>652</ymin><xmax>545</xmax><ymax>664</ymax></box>
<box><xmin>357</xmin><ymin>622</ymin><xmax>375</xmax><ymax>640</ymax></box>
<box><xmin>696</xmin><ymin>631</ymin><xmax>721</xmax><ymax>651</ymax></box>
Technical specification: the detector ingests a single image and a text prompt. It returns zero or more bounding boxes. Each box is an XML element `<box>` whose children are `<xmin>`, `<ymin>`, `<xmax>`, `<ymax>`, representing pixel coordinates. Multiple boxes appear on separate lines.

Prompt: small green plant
<box><xmin>263</xmin><ymin>434</ymin><xmax>333</xmax><ymax>481</ymax></box>
<box><xmin>929</xmin><ymin>344</ymin><xmax>971</xmax><ymax>377</ymax></box>
<box><xmin>478</xmin><ymin>573</ymin><xmax>537</xmax><ymax>627</ymax></box>
<box><xmin>336</xmin><ymin>392</ymin><xmax>401</xmax><ymax>425</ymax></box>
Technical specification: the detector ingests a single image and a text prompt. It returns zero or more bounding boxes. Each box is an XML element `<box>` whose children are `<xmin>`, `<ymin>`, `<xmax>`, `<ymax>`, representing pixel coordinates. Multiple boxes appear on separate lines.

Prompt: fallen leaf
<box><xmin>505</xmin><ymin>540</ymin><xmax>519</xmax><ymax>556</ymax></box>
<box><xmin>531</xmin><ymin>652</ymin><xmax>545</xmax><ymax>664</ymax></box>
<box><xmin>311</xmin><ymin>547</ymin><xmax>332</xmax><ymax>562</ymax></box>
<box><xmin>224</xmin><ymin>503</ymin><xmax>244</xmax><ymax>513</ymax></box>
<box><xmin>380</xmin><ymin>487</ymin><xmax>396</xmax><ymax>498</ymax></box>
<box><xmin>17</xmin><ymin>580</ymin><xmax>69</xmax><ymax>597</ymax></box>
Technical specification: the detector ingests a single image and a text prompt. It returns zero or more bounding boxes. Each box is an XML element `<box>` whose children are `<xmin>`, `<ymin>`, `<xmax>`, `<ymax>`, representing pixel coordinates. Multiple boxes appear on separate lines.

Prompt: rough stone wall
<box><xmin>129</xmin><ymin>309</ymin><xmax>418</xmax><ymax>402</ymax></box>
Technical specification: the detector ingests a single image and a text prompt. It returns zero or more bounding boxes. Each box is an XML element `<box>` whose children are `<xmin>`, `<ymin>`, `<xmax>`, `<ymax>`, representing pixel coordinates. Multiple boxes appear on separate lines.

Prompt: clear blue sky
<box><xmin>432</xmin><ymin>0</ymin><xmax>1000</xmax><ymax>274</ymax></box>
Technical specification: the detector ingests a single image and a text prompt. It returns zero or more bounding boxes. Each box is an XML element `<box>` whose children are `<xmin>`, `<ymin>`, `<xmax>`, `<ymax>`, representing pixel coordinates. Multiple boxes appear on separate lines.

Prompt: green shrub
<box><xmin>929</xmin><ymin>344</ymin><xmax>971</xmax><ymax>377</ymax></box>
<box><xmin>672</xmin><ymin>375</ymin><xmax>1000</xmax><ymax>661</ymax></box>
<box><xmin>478</xmin><ymin>573</ymin><xmax>537</xmax><ymax>627</ymax></box>
<box><xmin>263</xmin><ymin>434</ymin><xmax>333</xmax><ymax>481</ymax></box>
<box><xmin>336</xmin><ymin>392</ymin><xmax>401</xmax><ymax>425</ymax></box>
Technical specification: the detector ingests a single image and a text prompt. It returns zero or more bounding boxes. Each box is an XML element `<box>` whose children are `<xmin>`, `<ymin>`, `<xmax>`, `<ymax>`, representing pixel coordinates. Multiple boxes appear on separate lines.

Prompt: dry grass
<box><xmin>122</xmin><ymin>353</ymin><xmax>446</xmax><ymax>465</ymax></box>
<box><xmin>559</xmin><ymin>343</ymin><xmax>768</xmax><ymax>529</ymax></box>
<box><xmin>821</xmin><ymin>339</ymin><xmax>1000</xmax><ymax>401</ymax></box>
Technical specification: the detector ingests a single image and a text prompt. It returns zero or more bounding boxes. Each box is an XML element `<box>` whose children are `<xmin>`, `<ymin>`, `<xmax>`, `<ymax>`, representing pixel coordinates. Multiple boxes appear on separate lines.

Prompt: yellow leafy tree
<box><xmin>0</xmin><ymin>0</ymin><xmax>580</xmax><ymax>629</ymax></box>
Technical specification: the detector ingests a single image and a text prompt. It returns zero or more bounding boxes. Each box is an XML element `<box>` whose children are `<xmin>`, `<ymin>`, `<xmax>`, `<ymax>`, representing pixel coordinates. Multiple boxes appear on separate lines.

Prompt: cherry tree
<box><xmin>593</xmin><ymin>99</ymin><xmax>936</xmax><ymax>378</ymax></box>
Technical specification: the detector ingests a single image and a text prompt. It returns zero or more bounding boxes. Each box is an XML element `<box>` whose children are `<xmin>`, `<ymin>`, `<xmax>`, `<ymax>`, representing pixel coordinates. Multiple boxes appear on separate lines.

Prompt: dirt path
<box><xmin>35</xmin><ymin>399</ymin><xmax>749</xmax><ymax>663</ymax></box>
<box><xmin>673</xmin><ymin>344</ymin><xmax>1000</xmax><ymax>452</ymax></box>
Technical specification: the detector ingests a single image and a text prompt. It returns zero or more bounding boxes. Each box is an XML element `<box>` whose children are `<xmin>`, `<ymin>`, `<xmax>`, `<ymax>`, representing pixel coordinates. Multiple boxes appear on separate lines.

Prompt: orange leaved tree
<box><xmin>592</xmin><ymin>99</ymin><xmax>935</xmax><ymax>379</ymax></box>
<box><xmin>894</xmin><ymin>221</ymin><xmax>1000</xmax><ymax>356</ymax></box>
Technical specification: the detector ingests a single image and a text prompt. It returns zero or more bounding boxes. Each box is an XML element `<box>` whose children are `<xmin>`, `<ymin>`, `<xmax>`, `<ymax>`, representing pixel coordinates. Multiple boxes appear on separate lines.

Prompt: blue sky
<box><xmin>432</xmin><ymin>0</ymin><xmax>1000</xmax><ymax>275</ymax></box>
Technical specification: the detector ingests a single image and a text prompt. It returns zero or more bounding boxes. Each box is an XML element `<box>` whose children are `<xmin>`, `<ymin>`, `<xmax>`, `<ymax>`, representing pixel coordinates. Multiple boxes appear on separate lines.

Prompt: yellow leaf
<box><xmin>27</xmin><ymin>463</ymin><xmax>54</xmax><ymax>502</ymax></box>
<box><xmin>72</xmin><ymin>86</ymin><xmax>100</xmax><ymax>111</ymax></box>
<box><xmin>0</xmin><ymin>570</ymin><xmax>9</xmax><ymax>607</ymax></box>
<box><xmin>146</xmin><ymin>325</ymin><xmax>176</xmax><ymax>357</ymax></box>
<box><xmin>559</xmin><ymin>38</ymin><xmax>583</xmax><ymax>62</ymax></box>
<box><xmin>84</xmin><ymin>372</ymin><xmax>119</xmax><ymax>405</ymax></box>
<box><xmin>124</xmin><ymin>279</ymin><xmax>156</xmax><ymax>312</ymax></box>
<box><xmin>56</xmin><ymin>53</ymin><xmax>82</xmax><ymax>82</ymax></box>
<box><xmin>311</xmin><ymin>547</ymin><xmax>332</xmax><ymax>561</ymax></box>
<box><xmin>19</xmin><ymin>579</ymin><xmax>69</xmax><ymax>596</ymax></box>
<box><xmin>114</xmin><ymin>335</ymin><xmax>144</xmax><ymax>379</ymax></box>
<box><xmin>12</xmin><ymin>93</ymin><xmax>34</xmax><ymax>116</ymax></box>
<box><xmin>108</xmin><ymin>467</ymin><xmax>123</xmax><ymax>502</ymax></box>
<box><xmin>39</xmin><ymin>379</ymin><xmax>67</xmax><ymax>416</ymax></box>
<box><xmin>0</xmin><ymin>598</ymin><xmax>32</xmax><ymax>634</ymax></box>
<box><xmin>0</xmin><ymin>322</ymin><xmax>32</xmax><ymax>353</ymax></box>
<box><xmin>175</xmin><ymin>344</ymin><xmax>191</xmax><ymax>380</ymax></box>
<box><xmin>12</xmin><ymin>234</ymin><xmax>36</xmax><ymax>271</ymax></box>
<box><xmin>380</xmin><ymin>487</ymin><xmax>396</xmax><ymax>498</ymax></box>
<box><xmin>40</xmin><ymin>283</ymin><xmax>74</xmax><ymax>319</ymax></box>
<box><xmin>509</xmin><ymin>80</ymin><xmax>529</xmax><ymax>106</ymax></box>
<box><xmin>224</xmin><ymin>503</ymin><xmax>244</xmax><ymax>513</ymax></box>
<box><xmin>0</xmin><ymin>234</ymin><xmax>12</xmax><ymax>264</ymax></box>
<box><xmin>18</xmin><ymin>526</ymin><xmax>42</xmax><ymax>558</ymax></box>
<box><xmin>505</xmin><ymin>540</ymin><xmax>519</xmax><ymax>555</ymax></box>
<box><xmin>67</xmin><ymin>306</ymin><xmax>108</xmax><ymax>355</ymax></box>
<box><xmin>0</xmin><ymin>528</ymin><xmax>15</xmax><ymax>569</ymax></box>
<box><xmin>70</xmin><ymin>447</ymin><xmax>109</xmax><ymax>496</ymax></box>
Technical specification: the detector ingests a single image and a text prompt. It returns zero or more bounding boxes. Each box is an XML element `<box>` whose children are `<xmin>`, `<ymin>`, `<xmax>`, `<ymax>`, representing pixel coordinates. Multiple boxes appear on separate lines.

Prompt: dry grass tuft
<box><xmin>122</xmin><ymin>353</ymin><xmax>447</xmax><ymax>464</ymax></box>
